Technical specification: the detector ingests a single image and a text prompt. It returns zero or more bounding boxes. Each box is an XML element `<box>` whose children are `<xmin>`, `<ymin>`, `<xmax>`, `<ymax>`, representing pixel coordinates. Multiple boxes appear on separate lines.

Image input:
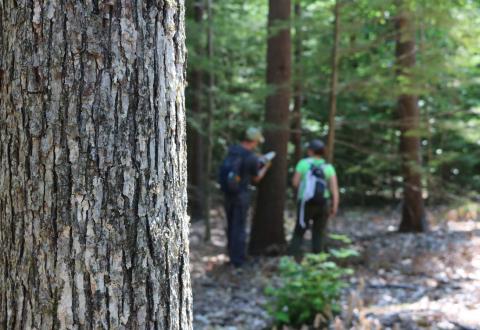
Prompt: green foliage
<box><xmin>265</xmin><ymin>242</ymin><xmax>358</xmax><ymax>327</ymax></box>
<box><xmin>185</xmin><ymin>0</ymin><xmax>480</xmax><ymax>204</ymax></box>
<box><xmin>308</xmin><ymin>0</ymin><xmax>480</xmax><ymax>203</ymax></box>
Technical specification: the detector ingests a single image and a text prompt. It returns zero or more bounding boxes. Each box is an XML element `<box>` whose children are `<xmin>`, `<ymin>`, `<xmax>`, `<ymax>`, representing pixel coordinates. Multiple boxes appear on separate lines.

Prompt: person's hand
<box><xmin>254</xmin><ymin>161</ymin><xmax>272</xmax><ymax>183</ymax></box>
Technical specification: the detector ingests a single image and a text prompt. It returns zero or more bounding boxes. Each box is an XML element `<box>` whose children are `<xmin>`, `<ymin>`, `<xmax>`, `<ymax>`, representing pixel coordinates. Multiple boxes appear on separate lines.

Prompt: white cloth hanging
<box><xmin>298</xmin><ymin>162</ymin><xmax>318</xmax><ymax>228</ymax></box>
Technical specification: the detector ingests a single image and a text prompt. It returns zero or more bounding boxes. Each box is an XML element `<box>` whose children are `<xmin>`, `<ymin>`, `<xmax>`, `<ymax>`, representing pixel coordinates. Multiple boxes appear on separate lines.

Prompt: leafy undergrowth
<box><xmin>190</xmin><ymin>206</ymin><xmax>480</xmax><ymax>329</ymax></box>
<box><xmin>265</xmin><ymin>235</ymin><xmax>359</xmax><ymax>327</ymax></box>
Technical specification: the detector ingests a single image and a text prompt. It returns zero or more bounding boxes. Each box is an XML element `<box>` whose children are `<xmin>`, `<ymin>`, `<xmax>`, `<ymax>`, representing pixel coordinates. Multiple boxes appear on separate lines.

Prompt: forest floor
<box><xmin>190</xmin><ymin>204</ymin><xmax>480</xmax><ymax>330</ymax></box>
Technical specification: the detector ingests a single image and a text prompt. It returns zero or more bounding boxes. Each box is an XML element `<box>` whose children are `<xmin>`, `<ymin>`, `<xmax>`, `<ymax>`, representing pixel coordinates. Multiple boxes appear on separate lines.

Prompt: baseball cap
<box><xmin>308</xmin><ymin>139</ymin><xmax>325</xmax><ymax>152</ymax></box>
<box><xmin>245</xmin><ymin>127</ymin><xmax>265</xmax><ymax>143</ymax></box>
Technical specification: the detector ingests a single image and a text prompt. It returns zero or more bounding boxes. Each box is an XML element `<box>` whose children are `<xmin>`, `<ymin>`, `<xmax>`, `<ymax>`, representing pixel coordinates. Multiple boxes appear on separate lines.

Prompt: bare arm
<box><xmin>292</xmin><ymin>171</ymin><xmax>301</xmax><ymax>189</ymax></box>
<box><xmin>329</xmin><ymin>175</ymin><xmax>339</xmax><ymax>217</ymax></box>
<box><xmin>252</xmin><ymin>162</ymin><xmax>271</xmax><ymax>184</ymax></box>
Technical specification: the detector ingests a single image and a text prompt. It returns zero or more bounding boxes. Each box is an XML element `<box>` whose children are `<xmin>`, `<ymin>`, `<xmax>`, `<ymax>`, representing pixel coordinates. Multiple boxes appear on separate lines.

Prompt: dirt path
<box><xmin>190</xmin><ymin>207</ymin><xmax>480</xmax><ymax>329</ymax></box>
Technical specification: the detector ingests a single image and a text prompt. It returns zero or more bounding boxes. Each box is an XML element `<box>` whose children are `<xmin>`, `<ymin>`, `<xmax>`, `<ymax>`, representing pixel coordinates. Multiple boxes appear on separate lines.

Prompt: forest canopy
<box><xmin>186</xmin><ymin>0</ymin><xmax>480</xmax><ymax>209</ymax></box>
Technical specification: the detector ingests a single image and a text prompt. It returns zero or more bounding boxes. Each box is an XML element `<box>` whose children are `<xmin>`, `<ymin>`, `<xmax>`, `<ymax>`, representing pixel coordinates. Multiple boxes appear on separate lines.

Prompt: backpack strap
<box><xmin>308</xmin><ymin>158</ymin><xmax>326</xmax><ymax>172</ymax></box>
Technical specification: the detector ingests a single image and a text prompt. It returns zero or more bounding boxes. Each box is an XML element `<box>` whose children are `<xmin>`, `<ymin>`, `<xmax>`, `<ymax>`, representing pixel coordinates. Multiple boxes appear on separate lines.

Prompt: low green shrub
<box><xmin>265</xmin><ymin>236</ymin><xmax>358</xmax><ymax>327</ymax></box>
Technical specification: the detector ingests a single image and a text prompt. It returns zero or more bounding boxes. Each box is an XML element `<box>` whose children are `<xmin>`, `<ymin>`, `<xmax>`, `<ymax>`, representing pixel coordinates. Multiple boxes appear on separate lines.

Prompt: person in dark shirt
<box><xmin>223</xmin><ymin>128</ymin><xmax>270</xmax><ymax>267</ymax></box>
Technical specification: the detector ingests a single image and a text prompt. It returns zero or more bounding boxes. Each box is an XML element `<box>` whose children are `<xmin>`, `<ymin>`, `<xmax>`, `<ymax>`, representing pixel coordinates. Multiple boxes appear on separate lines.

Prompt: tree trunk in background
<box><xmin>187</xmin><ymin>0</ymin><xmax>206</xmax><ymax>222</ymax></box>
<box><xmin>0</xmin><ymin>1</ymin><xmax>192</xmax><ymax>328</ymax></box>
<box><xmin>326</xmin><ymin>0</ymin><xmax>340</xmax><ymax>163</ymax></box>
<box><xmin>395</xmin><ymin>5</ymin><xmax>427</xmax><ymax>232</ymax></box>
<box><xmin>291</xmin><ymin>0</ymin><xmax>303</xmax><ymax>166</ymax></box>
<box><xmin>249</xmin><ymin>0</ymin><xmax>291</xmax><ymax>255</ymax></box>
<box><xmin>203</xmin><ymin>0</ymin><xmax>214</xmax><ymax>241</ymax></box>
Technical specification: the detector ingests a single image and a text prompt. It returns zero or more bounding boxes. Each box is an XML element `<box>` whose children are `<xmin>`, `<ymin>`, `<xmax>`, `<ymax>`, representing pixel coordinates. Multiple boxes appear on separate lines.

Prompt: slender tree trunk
<box><xmin>395</xmin><ymin>5</ymin><xmax>427</xmax><ymax>232</ymax></box>
<box><xmin>291</xmin><ymin>0</ymin><xmax>303</xmax><ymax>166</ymax></box>
<box><xmin>249</xmin><ymin>0</ymin><xmax>291</xmax><ymax>255</ymax></box>
<box><xmin>0</xmin><ymin>1</ymin><xmax>192</xmax><ymax>328</ymax></box>
<box><xmin>186</xmin><ymin>0</ymin><xmax>206</xmax><ymax>222</ymax></box>
<box><xmin>326</xmin><ymin>0</ymin><xmax>341</xmax><ymax>163</ymax></box>
<box><xmin>203</xmin><ymin>0</ymin><xmax>214</xmax><ymax>241</ymax></box>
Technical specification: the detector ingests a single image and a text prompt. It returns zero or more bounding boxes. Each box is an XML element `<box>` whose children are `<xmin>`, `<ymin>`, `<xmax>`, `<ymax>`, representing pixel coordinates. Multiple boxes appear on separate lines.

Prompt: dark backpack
<box><xmin>304</xmin><ymin>163</ymin><xmax>328</xmax><ymax>205</ymax></box>
<box><xmin>218</xmin><ymin>152</ymin><xmax>245</xmax><ymax>194</ymax></box>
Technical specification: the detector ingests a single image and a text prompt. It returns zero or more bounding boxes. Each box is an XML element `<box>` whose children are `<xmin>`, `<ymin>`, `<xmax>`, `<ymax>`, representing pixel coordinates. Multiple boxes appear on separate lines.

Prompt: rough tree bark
<box><xmin>186</xmin><ymin>0</ymin><xmax>206</xmax><ymax>222</ymax></box>
<box><xmin>291</xmin><ymin>0</ymin><xmax>303</xmax><ymax>166</ymax></box>
<box><xmin>249</xmin><ymin>0</ymin><xmax>291</xmax><ymax>255</ymax></box>
<box><xmin>395</xmin><ymin>4</ymin><xmax>427</xmax><ymax>232</ymax></box>
<box><xmin>326</xmin><ymin>0</ymin><xmax>340</xmax><ymax>163</ymax></box>
<box><xmin>0</xmin><ymin>1</ymin><xmax>192</xmax><ymax>328</ymax></box>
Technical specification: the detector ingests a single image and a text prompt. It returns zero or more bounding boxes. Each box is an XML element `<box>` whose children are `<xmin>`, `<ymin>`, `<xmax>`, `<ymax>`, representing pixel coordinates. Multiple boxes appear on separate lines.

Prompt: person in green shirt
<box><xmin>287</xmin><ymin>139</ymin><xmax>340</xmax><ymax>256</ymax></box>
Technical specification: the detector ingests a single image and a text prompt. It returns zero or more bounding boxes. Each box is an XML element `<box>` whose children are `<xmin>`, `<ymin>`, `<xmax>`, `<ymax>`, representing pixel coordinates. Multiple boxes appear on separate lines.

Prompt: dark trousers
<box><xmin>287</xmin><ymin>202</ymin><xmax>329</xmax><ymax>257</ymax></box>
<box><xmin>224</xmin><ymin>192</ymin><xmax>250</xmax><ymax>267</ymax></box>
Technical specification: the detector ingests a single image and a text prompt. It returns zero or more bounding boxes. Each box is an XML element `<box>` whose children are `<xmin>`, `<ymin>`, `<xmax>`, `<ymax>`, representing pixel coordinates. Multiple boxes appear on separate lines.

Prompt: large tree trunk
<box><xmin>249</xmin><ymin>0</ymin><xmax>291</xmax><ymax>255</ymax></box>
<box><xmin>186</xmin><ymin>0</ymin><xmax>206</xmax><ymax>222</ymax></box>
<box><xmin>326</xmin><ymin>0</ymin><xmax>341</xmax><ymax>163</ymax></box>
<box><xmin>291</xmin><ymin>0</ymin><xmax>303</xmax><ymax>166</ymax></box>
<box><xmin>395</xmin><ymin>5</ymin><xmax>427</xmax><ymax>232</ymax></box>
<box><xmin>0</xmin><ymin>1</ymin><xmax>192</xmax><ymax>328</ymax></box>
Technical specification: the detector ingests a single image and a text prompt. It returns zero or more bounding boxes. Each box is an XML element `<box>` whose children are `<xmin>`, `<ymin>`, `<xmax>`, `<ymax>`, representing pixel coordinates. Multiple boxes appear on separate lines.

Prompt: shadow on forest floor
<box><xmin>190</xmin><ymin>207</ymin><xmax>480</xmax><ymax>329</ymax></box>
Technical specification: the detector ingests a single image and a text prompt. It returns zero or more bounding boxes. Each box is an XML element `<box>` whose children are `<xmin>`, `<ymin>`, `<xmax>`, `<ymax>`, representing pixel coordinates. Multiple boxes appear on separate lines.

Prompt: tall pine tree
<box><xmin>395</xmin><ymin>2</ymin><xmax>427</xmax><ymax>232</ymax></box>
<box><xmin>249</xmin><ymin>0</ymin><xmax>291</xmax><ymax>255</ymax></box>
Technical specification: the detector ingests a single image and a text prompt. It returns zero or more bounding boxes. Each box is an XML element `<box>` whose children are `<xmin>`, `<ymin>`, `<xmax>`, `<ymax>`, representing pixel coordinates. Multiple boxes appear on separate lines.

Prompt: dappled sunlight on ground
<box><xmin>190</xmin><ymin>206</ymin><xmax>480</xmax><ymax>329</ymax></box>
